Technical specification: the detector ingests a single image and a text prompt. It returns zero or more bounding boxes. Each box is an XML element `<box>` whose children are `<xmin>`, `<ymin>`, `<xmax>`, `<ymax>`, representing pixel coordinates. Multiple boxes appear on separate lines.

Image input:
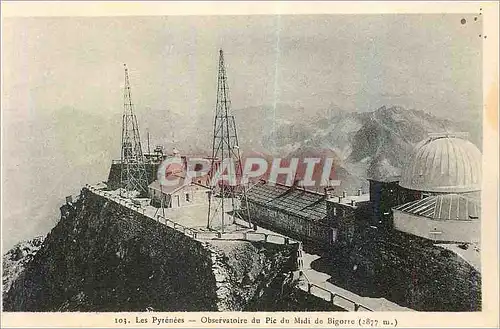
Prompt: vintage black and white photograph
<box><xmin>1</xmin><ymin>2</ymin><xmax>498</xmax><ymax>327</ymax></box>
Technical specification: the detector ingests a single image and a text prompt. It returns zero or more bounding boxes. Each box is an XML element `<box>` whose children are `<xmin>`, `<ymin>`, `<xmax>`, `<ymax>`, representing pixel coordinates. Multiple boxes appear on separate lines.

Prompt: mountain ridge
<box><xmin>254</xmin><ymin>105</ymin><xmax>481</xmax><ymax>195</ymax></box>
<box><xmin>2</xmin><ymin>104</ymin><xmax>482</xmax><ymax>249</ymax></box>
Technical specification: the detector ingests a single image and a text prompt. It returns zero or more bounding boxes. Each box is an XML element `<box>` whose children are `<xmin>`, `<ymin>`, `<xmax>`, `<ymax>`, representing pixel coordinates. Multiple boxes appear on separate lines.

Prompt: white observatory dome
<box><xmin>399</xmin><ymin>134</ymin><xmax>482</xmax><ymax>193</ymax></box>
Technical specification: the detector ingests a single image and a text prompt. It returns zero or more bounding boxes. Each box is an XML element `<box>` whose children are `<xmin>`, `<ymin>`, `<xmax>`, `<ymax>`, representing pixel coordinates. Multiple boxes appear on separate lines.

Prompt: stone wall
<box><xmin>247</xmin><ymin>201</ymin><xmax>335</xmax><ymax>246</ymax></box>
<box><xmin>393</xmin><ymin>210</ymin><xmax>480</xmax><ymax>243</ymax></box>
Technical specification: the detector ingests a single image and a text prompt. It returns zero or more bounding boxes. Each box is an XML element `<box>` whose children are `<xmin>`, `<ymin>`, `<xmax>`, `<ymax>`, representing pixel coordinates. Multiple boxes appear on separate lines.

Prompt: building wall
<box><xmin>326</xmin><ymin>201</ymin><xmax>355</xmax><ymax>222</ymax></box>
<box><xmin>170</xmin><ymin>186</ymin><xmax>209</xmax><ymax>208</ymax></box>
<box><xmin>325</xmin><ymin>201</ymin><xmax>357</xmax><ymax>245</ymax></box>
<box><xmin>247</xmin><ymin>201</ymin><xmax>336</xmax><ymax>245</ymax></box>
<box><xmin>393</xmin><ymin>210</ymin><xmax>480</xmax><ymax>243</ymax></box>
<box><xmin>150</xmin><ymin>185</ymin><xmax>209</xmax><ymax>209</ymax></box>
<box><xmin>369</xmin><ymin>180</ymin><xmax>432</xmax><ymax>229</ymax></box>
<box><xmin>369</xmin><ymin>180</ymin><xmax>405</xmax><ymax>228</ymax></box>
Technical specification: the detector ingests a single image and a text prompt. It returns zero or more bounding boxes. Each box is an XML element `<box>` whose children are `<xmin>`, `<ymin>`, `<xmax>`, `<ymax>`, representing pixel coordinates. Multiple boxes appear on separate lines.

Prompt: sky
<box><xmin>2</xmin><ymin>14</ymin><xmax>483</xmax><ymax>249</ymax></box>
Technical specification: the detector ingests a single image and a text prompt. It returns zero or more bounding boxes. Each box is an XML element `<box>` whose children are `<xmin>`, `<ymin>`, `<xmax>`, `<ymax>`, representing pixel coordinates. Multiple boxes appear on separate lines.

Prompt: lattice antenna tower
<box><xmin>207</xmin><ymin>49</ymin><xmax>252</xmax><ymax>233</ymax></box>
<box><xmin>120</xmin><ymin>64</ymin><xmax>148</xmax><ymax>197</ymax></box>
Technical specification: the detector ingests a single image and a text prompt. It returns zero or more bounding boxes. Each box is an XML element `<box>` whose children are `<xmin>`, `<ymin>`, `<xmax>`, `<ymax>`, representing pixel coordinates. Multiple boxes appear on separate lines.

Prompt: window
<box><xmin>186</xmin><ymin>193</ymin><xmax>190</xmax><ymax>202</ymax></box>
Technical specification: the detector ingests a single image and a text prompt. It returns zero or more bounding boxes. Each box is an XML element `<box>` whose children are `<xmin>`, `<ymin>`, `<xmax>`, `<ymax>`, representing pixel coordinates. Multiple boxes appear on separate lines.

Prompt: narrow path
<box><xmin>299</xmin><ymin>252</ymin><xmax>412</xmax><ymax>312</ymax></box>
<box><xmin>236</xmin><ymin>220</ymin><xmax>412</xmax><ymax>312</ymax></box>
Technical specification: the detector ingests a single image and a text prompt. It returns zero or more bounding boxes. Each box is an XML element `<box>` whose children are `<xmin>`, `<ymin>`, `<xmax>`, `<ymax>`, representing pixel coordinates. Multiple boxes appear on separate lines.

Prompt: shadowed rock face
<box><xmin>3</xmin><ymin>188</ymin><xmax>297</xmax><ymax>312</ymax></box>
<box><xmin>2</xmin><ymin>236</ymin><xmax>45</xmax><ymax>296</ymax></box>
<box><xmin>318</xmin><ymin>228</ymin><xmax>482</xmax><ymax>312</ymax></box>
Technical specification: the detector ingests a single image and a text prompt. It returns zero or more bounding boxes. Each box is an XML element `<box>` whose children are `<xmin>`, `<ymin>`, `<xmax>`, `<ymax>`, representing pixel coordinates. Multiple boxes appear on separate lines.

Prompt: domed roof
<box><xmin>393</xmin><ymin>194</ymin><xmax>480</xmax><ymax>221</ymax></box>
<box><xmin>399</xmin><ymin>134</ymin><xmax>482</xmax><ymax>193</ymax></box>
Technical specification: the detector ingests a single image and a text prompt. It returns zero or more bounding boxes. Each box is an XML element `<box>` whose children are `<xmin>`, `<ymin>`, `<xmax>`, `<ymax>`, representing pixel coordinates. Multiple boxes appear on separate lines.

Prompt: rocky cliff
<box><xmin>2</xmin><ymin>236</ymin><xmax>45</xmax><ymax>296</ymax></box>
<box><xmin>319</xmin><ymin>228</ymin><xmax>481</xmax><ymax>312</ymax></box>
<box><xmin>3</xmin><ymin>188</ymin><xmax>298</xmax><ymax>311</ymax></box>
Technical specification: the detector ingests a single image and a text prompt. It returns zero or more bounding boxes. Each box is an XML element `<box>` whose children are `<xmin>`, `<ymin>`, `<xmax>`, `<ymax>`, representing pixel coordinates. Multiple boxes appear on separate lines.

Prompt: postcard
<box><xmin>1</xmin><ymin>1</ymin><xmax>498</xmax><ymax>328</ymax></box>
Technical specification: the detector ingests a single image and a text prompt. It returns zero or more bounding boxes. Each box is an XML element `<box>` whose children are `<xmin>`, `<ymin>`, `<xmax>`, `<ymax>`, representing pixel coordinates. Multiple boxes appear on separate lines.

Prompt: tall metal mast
<box><xmin>120</xmin><ymin>64</ymin><xmax>148</xmax><ymax>197</ymax></box>
<box><xmin>147</xmin><ymin>129</ymin><xmax>151</xmax><ymax>156</ymax></box>
<box><xmin>207</xmin><ymin>49</ymin><xmax>252</xmax><ymax>232</ymax></box>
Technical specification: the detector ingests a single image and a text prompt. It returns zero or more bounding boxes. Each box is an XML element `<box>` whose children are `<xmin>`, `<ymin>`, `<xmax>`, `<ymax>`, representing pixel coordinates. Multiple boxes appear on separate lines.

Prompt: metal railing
<box><xmin>299</xmin><ymin>271</ymin><xmax>373</xmax><ymax>312</ymax></box>
<box><xmin>85</xmin><ymin>185</ymin><xmax>300</xmax><ymax>248</ymax></box>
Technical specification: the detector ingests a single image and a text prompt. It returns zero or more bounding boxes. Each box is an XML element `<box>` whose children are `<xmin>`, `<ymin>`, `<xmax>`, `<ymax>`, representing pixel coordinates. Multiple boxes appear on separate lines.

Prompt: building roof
<box><xmin>329</xmin><ymin>193</ymin><xmax>370</xmax><ymax>208</ymax></box>
<box><xmin>399</xmin><ymin>134</ymin><xmax>482</xmax><ymax>193</ymax></box>
<box><xmin>148</xmin><ymin>179</ymin><xmax>209</xmax><ymax>195</ymax></box>
<box><xmin>148</xmin><ymin>180</ymin><xmax>184</xmax><ymax>194</ymax></box>
<box><xmin>393</xmin><ymin>194</ymin><xmax>480</xmax><ymax>221</ymax></box>
<box><xmin>368</xmin><ymin>175</ymin><xmax>401</xmax><ymax>183</ymax></box>
<box><xmin>246</xmin><ymin>182</ymin><xmax>329</xmax><ymax>223</ymax></box>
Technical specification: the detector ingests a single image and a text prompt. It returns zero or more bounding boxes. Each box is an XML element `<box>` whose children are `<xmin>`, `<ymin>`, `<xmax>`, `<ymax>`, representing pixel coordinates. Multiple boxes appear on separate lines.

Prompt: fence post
<box><xmin>307</xmin><ymin>283</ymin><xmax>312</xmax><ymax>293</ymax></box>
<box><xmin>264</xmin><ymin>234</ymin><xmax>268</xmax><ymax>242</ymax></box>
<box><xmin>284</xmin><ymin>237</ymin><xmax>289</xmax><ymax>245</ymax></box>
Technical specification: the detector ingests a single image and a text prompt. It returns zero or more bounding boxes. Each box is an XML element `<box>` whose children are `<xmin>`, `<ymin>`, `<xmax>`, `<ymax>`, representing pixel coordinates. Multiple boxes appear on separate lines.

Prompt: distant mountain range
<box><xmin>2</xmin><ymin>103</ymin><xmax>482</xmax><ymax>249</ymax></box>
<box><xmin>236</xmin><ymin>105</ymin><xmax>481</xmax><ymax>195</ymax></box>
<box><xmin>155</xmin><ymin>104</ymin><xmax>481</xmax><ymax>195</ymax></box>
